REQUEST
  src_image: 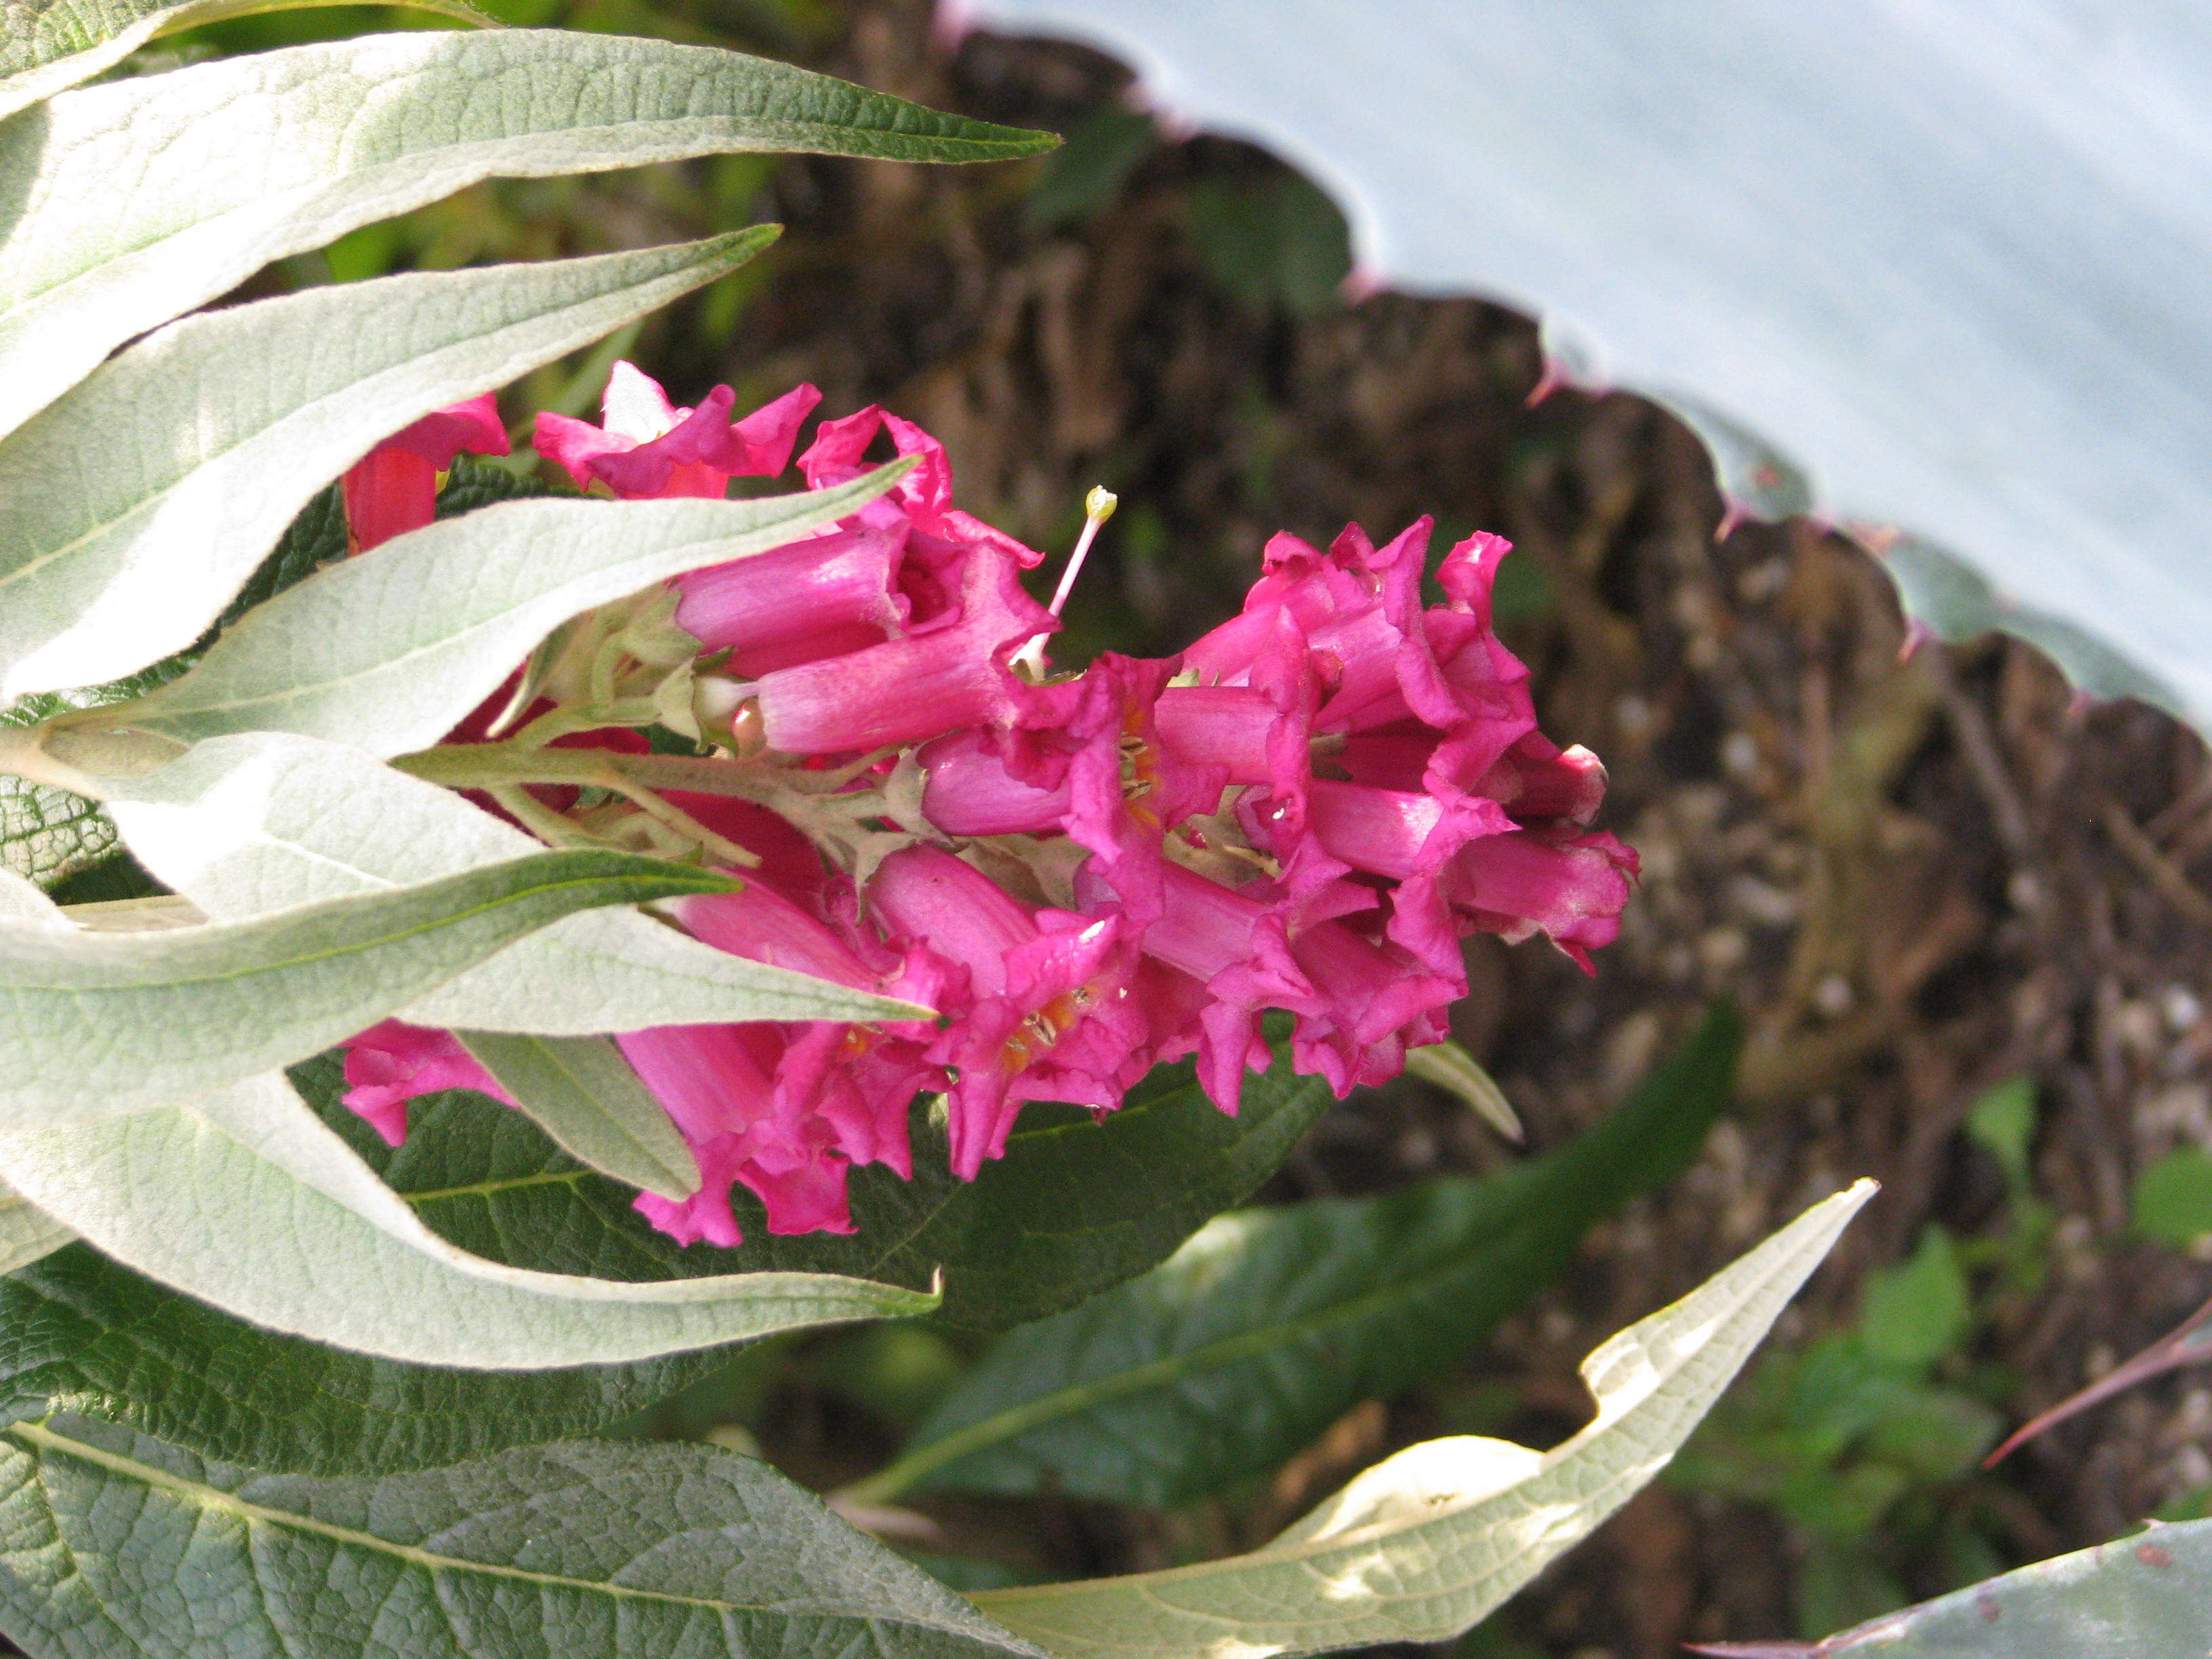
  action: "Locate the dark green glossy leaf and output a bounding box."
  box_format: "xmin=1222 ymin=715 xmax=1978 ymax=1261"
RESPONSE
xmin=338 ymin=1044 xmax=1335 ymax=1332
xmin=0 ymin=1244 xmax=730 ymax=1473
xmin=0 ymin=1047 xmax=1326 ymax=1475
xmin=0 ymin=1414 xmax=1043 ymax=1659
xmin=872 ymin=1007 xmax=1740 ymax=1508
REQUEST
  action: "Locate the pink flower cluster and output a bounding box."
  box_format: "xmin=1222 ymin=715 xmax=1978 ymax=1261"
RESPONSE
xmin=338 ymin=369 xmax=1636 ymax=1248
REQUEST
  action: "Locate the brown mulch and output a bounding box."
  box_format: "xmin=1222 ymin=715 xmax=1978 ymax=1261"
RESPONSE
xmin=459 ymin=1 xmax=2212 ymax=1649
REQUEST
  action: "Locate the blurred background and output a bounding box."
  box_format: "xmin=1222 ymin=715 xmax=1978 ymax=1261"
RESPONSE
xmin=118 ymin=0 xmax=2212 ymax=1651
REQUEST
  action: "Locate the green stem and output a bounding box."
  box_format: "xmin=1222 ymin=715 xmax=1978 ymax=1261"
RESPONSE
xmin=394 ymin=743 xmax=774 ymax=801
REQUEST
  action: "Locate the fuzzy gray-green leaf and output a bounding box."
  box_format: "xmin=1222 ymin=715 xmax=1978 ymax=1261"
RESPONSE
xmin=0 ymin=0 xmax=492 ymax=120
xmin=457 ymin=1030 xmax=699 ymax=1202
xmin=115 ymin=460 xmax=906 ymax=758
xmin=0 ymin=845 xmax=731 ymax=1124
xmin=0 ymin=1070 xmax=937 ymax=1368
xmin=0 ymin=30 xmax=1055 ymax=436
xmin=972 ymin=1183 xmax=1875 ymax=1659
xmin=0 ymin=228 xmax=772 ymax=701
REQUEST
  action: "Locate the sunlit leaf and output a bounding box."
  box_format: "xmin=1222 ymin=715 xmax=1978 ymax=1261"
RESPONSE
xmin=0 ymin=227 xmax=773 ymax=699
xmin=970 ymin=1182 xmax=1875 ymax=1659
xmin=0 ymin=29 xmax=1056 ymax=436
xmin=0 ymin=845 xmax=731 ymax=1123
xmin=0 ymin=0 xmax=491 ymax=121
xmin=0 ymin=1069 xmax=936 ymax=1368
xmin=0 ymin=1178 xmax=69 ymax=1275
xmin=104 ymin=460 xmax=905 ymax=758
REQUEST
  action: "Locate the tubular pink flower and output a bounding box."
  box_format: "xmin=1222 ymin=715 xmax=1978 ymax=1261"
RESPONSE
xmin=1130 ymin=861 xmax=1324 ymax=1110
xmin=750 ymin=541 xmax=1057 ymax=754
xmin=615 ymin=1021 xmax=856 ymax=1242
xmin=340 ymin=394 xmax=509 ymax=553
xmin=1300 ymin=779 xmax=1515 ymax=883
xmin=536 ymin=363 xmax=820 ymax=499
xmin=921 ymin=653 xmax=1226 ymax=924
xmin=867 ymin=846 xmax=1145 ymax=1177
xmin=672 ymin=522 xmax=909 ymax=678
xmin=1437 ymin=827 xmax=1641 ymax=972
xmin=339 ymin=1019 xmax=514 ymax=1147
xmin=799 ymin=406 xmax=1044 ymax=572
xmin=612 ymin=875 xmax=947 ymax=1243
xmin=1282 ymin=916 xmax=1458 ymax=1096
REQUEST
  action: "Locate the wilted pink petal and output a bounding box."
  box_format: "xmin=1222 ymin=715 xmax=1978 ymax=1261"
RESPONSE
xmin=537 ymin=363 xmax=821 ymax=499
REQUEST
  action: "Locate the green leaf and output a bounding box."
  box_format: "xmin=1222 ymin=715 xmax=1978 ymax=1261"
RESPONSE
xmin=367 ymin=1044 xmax=1336 ymax=1333
xmin=0 ymin=479 xmax=337 ymax=891
xmin=1403 ymin=1037 xmax=1522 ymax=1140
xmin=0 ymin=1415 xmax=1045 ymax=1659
xmin=1964 ymin=1076 xmax=2038 ymax=1196
xmin=456 ymin=1031 xmax=699 ymax=1202
xmin=0 ymin=31 xmax=1057 ymax=440
xmin=0 ymin=1046 xmax=1325 ymax=1476
xmin=108 ymin=460 xmax=907 ymax=757
xmin=969 ymin=1181 xmax=1877 ymax=1659
xmin=1858 ymin=1226 xmax=1970 ymax=1370
xmin=0 ymin=0 xmax=493 ymax=121
xmin=859 ymin=1008 xmax=1738 ymax=1507
xmin=0 ymin=1240 xmax=735 ymax=1473
xmin=0 ymin=844 xmax=733 ymax=1123
xmin=2132 ymin=1147 xmax=2212 ymax=1247
xmin=1687 ymin=1518 xmax=2212 ymax=1656
xmin=0 ymin=228 xmax=774 ymax=701
xmin=0 ymin=651 xmax=218 ymax=888
xmin=100 ymin=731 xmax=923 ymax=1033
xmin=0 ymin=1070 xmax=936 ymax=1368
xmin=0 ymin=1179 xmax=68 ymax=1275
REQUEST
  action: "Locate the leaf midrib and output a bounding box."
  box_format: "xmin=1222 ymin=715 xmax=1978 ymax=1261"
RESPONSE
xmin=141 ymin=447 xmax=912 ymax=729
xmin=5 ymin=1416 xmax=895 ymax=1620
xmin=7 ymin=865 xmax=708 ymax=996
xmin=0 ymin=234 xmax=758 ymax=601
xmin=881 ymin=1197 xmax=1559 ymax=1496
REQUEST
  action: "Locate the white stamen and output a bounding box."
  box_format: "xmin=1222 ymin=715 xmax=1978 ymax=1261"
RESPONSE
xmin=1012 ymin=487 xmax=1118 ymax=678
